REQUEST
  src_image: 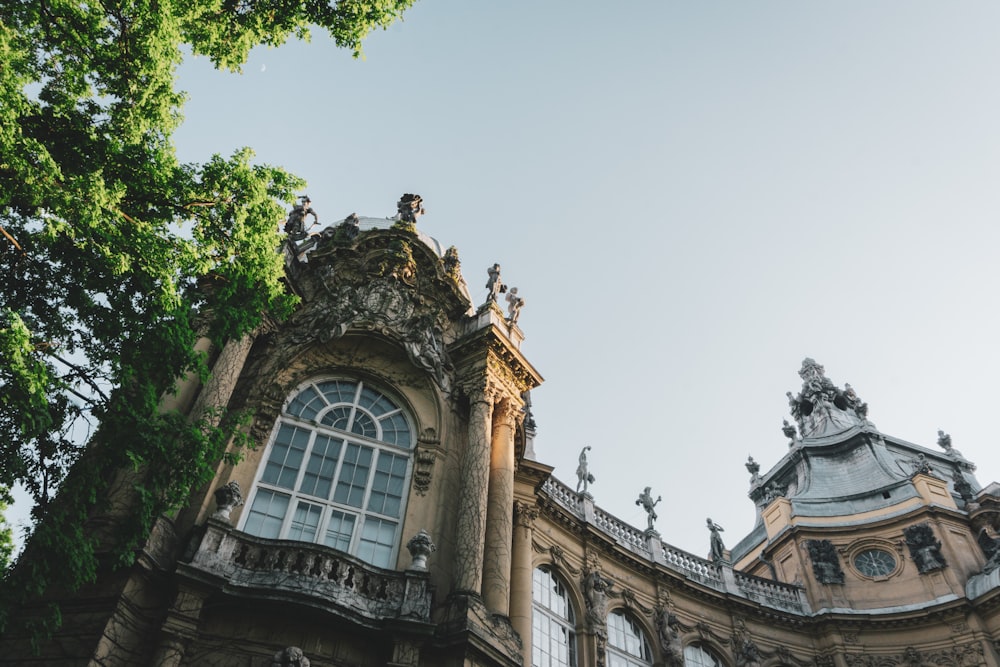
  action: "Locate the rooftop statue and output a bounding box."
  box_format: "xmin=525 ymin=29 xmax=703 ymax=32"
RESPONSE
xmin=283 ymin=195 xmax=319 ymax=262
xmin=636 ymin=487 xmax=661 ymax=531
xmin=576 ymin=446 xmax=595 ymax=494
xmin=485 ymin=263 xmax=506 ymax=304
xmin=707 ymin=517 xmax=726 ymax=563
xmin=937 ymin=429 xmax=964 ymax=459
xmin=505 ymin=287 xmax=524 ymax=325
xmin=394 ymin=193 xmax=425 ymax=225
xmin=782 ymin=419 xmax=797 ymax=446
xmin=787 ymin=358 xmax=870 ymax=439
xmin=745 ymin=456 xmax=761 ymax=485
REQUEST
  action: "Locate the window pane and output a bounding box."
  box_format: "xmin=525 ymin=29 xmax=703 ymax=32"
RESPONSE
xmin=351 ymin=411 xmax=377 ymax=439
xmin=367 ymin=452 xmax=407 ymax=517
xmin=319 ymin=405 xmax=352 ymax=430
xmin=262 ymin=424 xmax=309 ymax=489
xmin=608 ymin=611 xmax=651 ymax=663
xmin=244 ymin=490 xmax=290 ymax=539
xmin=358 ymin=517 xmax=397 ymax=568
xmin=684 ymin=646 xmax=721 ymax=667
xmin=315 ymin=380 xmax=358 ymax=405
xmin=334 ymin=444 xmax=373 ymax=507
xmin=533 ymin=568 xmax=576 ymax=667
xmin=286 ymin=385 xmax=325 ymax=420
xmin=323 ymin=510 xmax=356 ymax=551
xmin=380 ymin=412 xmax=411 ymax=448
xmin=288 ymin=501 xmax=322 ymax=541
xmin=358 ymin=386 xmax=394 ymax=416
xmin=299 ymin=435 xmax=342 ymax=499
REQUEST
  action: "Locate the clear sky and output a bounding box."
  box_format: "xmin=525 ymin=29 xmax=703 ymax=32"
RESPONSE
xmin=164 ymin=1 xmax=1000 ymax=558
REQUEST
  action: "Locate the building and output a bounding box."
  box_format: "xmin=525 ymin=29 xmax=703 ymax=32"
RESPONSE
xmin=10 ymin=197 xmax=1000 ymax=666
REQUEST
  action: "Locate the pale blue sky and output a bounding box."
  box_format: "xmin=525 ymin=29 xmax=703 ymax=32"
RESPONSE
xmin=170 ymin=2 xmax=1000 ymax=556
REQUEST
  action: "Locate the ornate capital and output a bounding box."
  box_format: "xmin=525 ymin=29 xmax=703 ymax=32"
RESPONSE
xmin=514 ymin=501 xmax=539 ymax=528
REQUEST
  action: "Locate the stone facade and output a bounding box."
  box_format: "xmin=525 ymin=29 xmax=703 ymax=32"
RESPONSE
xmin=9 ymin=209 xmax=1000 ymax=666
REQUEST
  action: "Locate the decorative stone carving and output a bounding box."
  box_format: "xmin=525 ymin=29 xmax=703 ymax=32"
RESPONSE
xmin=636 ymin=487 xmax=662 ymax=531
xmin=505 ymin=287 xmax=524 ymax=325
xmin=903 ymin=524 xmax=946 ymax=573
xmin=582 ymin=570 xmax=614 ymax=637
xmin=284 ymin=196 xmax=320 ymax=263
xmin=403 ymin=317 xmax=453 ymax=392
xmin=782 ymin=419 xmax=798 ymax=446
xmin=787 ymin=359 xmax=870 ymax=438
xmin=655 ymin=608 xmax=685 ymax=667
xmin=406 ymin=529 xmax=436 ymax=571
xmin=746 ymin=456 xmax=761 ymax=485
xmin=442 ymin=245 xmax=461 ymax=279
xmin=953 ymin=464 xmax=975 ymax=504
xmin=211 ymin=481 xmax=243 ymax=522
xmin=910 ymin=454 xmax=934 ymax=476
xmin=707 ymin=517 xmax=726 ymax=563
xmin=382 ymin=239 xmax=417 ymax=285
xmin=521 ymin=390 xmax=537 ymax=430
xmin=272 ymin=646 xmax=310 ymax=667
xmin=620 ymin=588 xmax=652 ymax=614
xmin=733 ymin=620 xmax=762 ymax=667
xmin=337 ymin=212 xmax=361 ymax=241
xmin=759 ymin=481 xmax=787 ymax=505
xmin=532 ymin=542 xmax=581 ymax=575
xmin=806 ymin=539 xmax=845 ymax=584
xmin=576 ymin=446 xmax=595 ymax=494
xmin=394 ymin=193 xmax=425 ymax=226
xmin=412 ymin=448 xmax=436 ymax=496
xmin=485 ymin=263 xmax=506 ymax=303
xmin=514 ymin=500 xmax=539 ymax=528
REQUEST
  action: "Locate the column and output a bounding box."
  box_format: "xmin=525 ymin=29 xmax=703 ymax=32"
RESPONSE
xmin=188 ymin=333 xmax=256 ymax=426
xmin=483 ymin=399 xmax=518 ymax=614
xmin=511 ymin=500 xmax=539 ymax=667
xmin=453 ymin=389 xmax=495 ymax=594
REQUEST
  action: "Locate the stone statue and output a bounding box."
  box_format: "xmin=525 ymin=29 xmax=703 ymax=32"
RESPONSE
xmin=655 ymin=609 xmax=684 ymax=666
xmin=284 ymin=195 xmax=319 ymax=263
xmin=583 ymin=570 xmax=614 ymax=636
xmin=395 ymin=193 xmax=425 ymax=225
xmin=904 ymin=524 xmax=946 ymax=573
xmin=485 ymin=263 xmax=506 ymax=303
xmin=635 ymin=487 xmax=661 ymax=531
xmin=576 ymin=446 xmax=595 ymax=494
xmin=789 ymin=359 xmax=869 ymax=438
xmin=912 ymin=454 xmax=933 ymax=476
xmin=734 ymin=625 xmax=762 ymax=667
xmin=937 ymin=429 xmax=963 ymax=459
xmin=706 ymin=518 xmax=726 ymax=563
xmin=339 ymin=212 xmax=361 ymax=240
xmin=442 ymin=246 xmax=461 ymax=278
xmin=505 ymin=287 xmax=524 ymax=324
xmin=745 ymin=456 xmax=760 ymax=484
xmin=782 ymin=419 xmax=797 ymax=445
xmin=806 ymin=539 xmax=845 ymax=584
xmin=272 ymin=647 xmax=310 ymax=667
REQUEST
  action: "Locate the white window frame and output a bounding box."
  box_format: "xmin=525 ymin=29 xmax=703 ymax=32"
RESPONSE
xmin=607 ymin=609 xmax=653 ymax=667
xmin=532 ymin=566 xmax=577 ymax=667
xmin=240 ymin=378 xmax=414 ymax=569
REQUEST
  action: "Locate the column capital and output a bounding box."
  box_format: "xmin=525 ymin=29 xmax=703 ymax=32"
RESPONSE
xmin=514 ymin=500 xmax=539 ymax=528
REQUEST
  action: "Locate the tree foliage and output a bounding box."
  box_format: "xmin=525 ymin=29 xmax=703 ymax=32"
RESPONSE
xmin=0 ymin=0 xmax=414 ymax=634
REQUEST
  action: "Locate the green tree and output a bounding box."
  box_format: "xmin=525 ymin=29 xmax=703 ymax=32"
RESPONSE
xmin=0 ymin=0 xmax=414 ymax=635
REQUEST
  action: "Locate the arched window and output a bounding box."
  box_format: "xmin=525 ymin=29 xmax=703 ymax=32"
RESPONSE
xmin=533 ymin=567 xmax=577 ymax=667
xmin=607 ymin=610 xmax=652 ymax=667
xmin=684 ymin=644 xmax=723 ymax=667
xmin=241 ymin=378 xmax=413 ymax=568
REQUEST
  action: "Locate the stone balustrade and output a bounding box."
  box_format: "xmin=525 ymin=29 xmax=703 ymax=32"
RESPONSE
xmin=179 ymin=520 xmax=432 ymax=626
xmin=540 ymin=476 xmax=810 ymax=614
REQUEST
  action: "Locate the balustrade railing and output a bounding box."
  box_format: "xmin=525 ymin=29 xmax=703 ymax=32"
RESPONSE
xmin=539 ymin=476 xmax=809 ymax=614
xmin=181 ymin=520 xmax=432 ymax=624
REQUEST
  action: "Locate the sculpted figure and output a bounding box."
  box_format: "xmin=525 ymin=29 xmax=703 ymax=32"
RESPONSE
xmin=576 ymin=446 xmax=595 ymax=494
xmin=583 ymin=570 xmax=613 ymax=635
xmin=745 ymin=456 xmax=760 ymax=484
xmin=655 ymin=609 xmax=684 ymax=666
xmin=707 ymin=517 xmax=726 ymax=562
xmin=272 ymin=647 xmax=310 ymax=667
xmin=485 ymin=263 xmax=506 ymax=303
xmin=284 ymin=195 xmax=319 ymax=262
xmin=635 ymin=487 xmax=661 ymax=531
xmin=505 ymin=287 xmax=524 ymax=324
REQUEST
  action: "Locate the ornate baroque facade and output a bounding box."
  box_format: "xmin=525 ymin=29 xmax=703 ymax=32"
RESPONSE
xmin=9 ymin=200 xmax=1000 ymax=666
